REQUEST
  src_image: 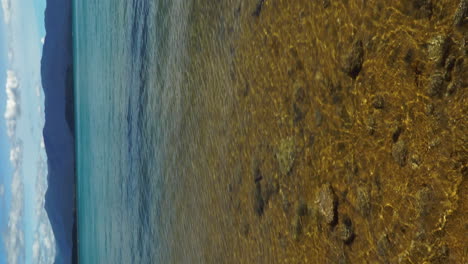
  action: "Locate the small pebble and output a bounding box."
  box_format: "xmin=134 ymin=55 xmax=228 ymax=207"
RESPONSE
xmin=425 ymin=103 xmax=435 ymax=116
xmin=372 ymin=95 xmax=385 ymax=109
xmin=410 ymin=154 xmax=421 ymax=169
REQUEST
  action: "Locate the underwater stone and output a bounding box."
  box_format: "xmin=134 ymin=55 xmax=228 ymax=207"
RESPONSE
xmin=296 ymin=200 xmax=308 ymax=217
xmin=253 ymin=182 xmax=265 ymax=216
xmin=252 ymin=0 xmax=265 ymax=17
xmin=317 ymin=183 xmax=337 ymax=225
xmin=446 ymin=80 xmax=460 ymax=96
xmin=425 ymin=103 xmax=435 ymax=116
xmin=377 ymin=234 xmax=392 ymax=257
xmin=337 ymin=216 xmax=355 ymax=244
xmin=357 ymin=186 xmax=371 ymax=217
xmin=263 ymin=178 xmax=278 ymax=205
xmin=293 ymin=80 xmax=309 ymax=123
xmin=416 ymin=186 xmax=433 ymax=217
xmin=292 ymin=215 xmax=302 ymax=240
xmin=343 ymin=40 xmax=364 ymax=79
xmin=415 ymin=0 xmax=433 ymax=18
xmin=366 ymin=115 xmax=376 ymax=135
xmin=276 ymin=137 xmax=296 ymax=176
xmin=372 ymin=95 xmax=385 ymax=109
xmin=391 ymin=125 xmax=403 ymax=142
xmin=427 ymin=72 xmax=445 ymax=97
xmin=410 ymin=154 xmax=422 ymax=169
xmin=445 ymin=55 xmax=456 ymax=72
xmin=454 ymin=0 xmax=467 ymax=27
xmin=252 ymin=157 xmax=263 ymax=183
xmin=392 ymin=139 xmax=408 ymax=167
xmin=427 ymin=36 xmax=449 ymax=66
xmin=241 ymin=222 xmax=250 ymax=237
xmin=315 ymin=109 xmax=323 ymax=127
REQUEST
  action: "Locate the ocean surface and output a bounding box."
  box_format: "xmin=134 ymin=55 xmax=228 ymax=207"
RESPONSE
xmin=74 ymin=0 xmax=202 ymax=262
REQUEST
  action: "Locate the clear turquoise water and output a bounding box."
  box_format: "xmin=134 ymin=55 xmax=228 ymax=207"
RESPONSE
xmin=73 ymin=0 xmax=196 ymax=262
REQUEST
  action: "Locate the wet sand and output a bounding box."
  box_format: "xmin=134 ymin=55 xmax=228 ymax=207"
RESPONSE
xmin=165 ymin=0 xmax=467 ymax=263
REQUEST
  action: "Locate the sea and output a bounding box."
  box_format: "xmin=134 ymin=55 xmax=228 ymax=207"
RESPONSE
xmin=74 ymin=0 xmax=199 ymax=263
xmin=73 ymin=0 xmax=247 ymax=262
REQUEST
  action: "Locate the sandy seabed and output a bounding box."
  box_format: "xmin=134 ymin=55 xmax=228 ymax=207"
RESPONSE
xmin=162 ymin=0 xmax=467 ymax=263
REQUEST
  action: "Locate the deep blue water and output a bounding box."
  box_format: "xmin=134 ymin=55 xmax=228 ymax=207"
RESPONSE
xmin=74 ymin=0 xmax=193 ymax=262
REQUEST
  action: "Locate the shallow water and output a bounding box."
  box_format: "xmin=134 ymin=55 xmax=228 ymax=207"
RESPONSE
xmin=74 ymin=0 xmax=467 ymax=263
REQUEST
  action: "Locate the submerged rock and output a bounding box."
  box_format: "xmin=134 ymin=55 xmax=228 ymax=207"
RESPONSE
xmin=357 ymin=186 xmax=371 ymax=217
xmin=276 ymin=137 xmax=296 ymax=175
xmin=445 ymin=55 xmax=456 ymax=73
xmin=296 ymin=200 xmax=308 ymax=217
xmin=291 ymin=200 xmax=308 ymax=240
xmin=343 ymin=40 xmax=364 ymax=79
xmin=425 ymin=103 xmax=435 ymax=116
xmin=427 ymin=72 xmax=445 ymax=97
xmin=427 ymin=36 xmax=449 ymax=66
xmin=316 ymin=183 xmax=337 ymax=225
xmin=293 ymin=80 xmax=309 ymax=123
xmin=410 ymin=154 xmax=422 ymax=169
xmin=252 ymin=0 xmax=265 ymax=17
xmin=454 ymin=0 xmax=467 ymax=27
xmin=263 ymin=178 xmax=279 ymax=205
xmin=392 ymin=140 xmax=408 ymax=167
xmin=404 ymin=0 xmax=433 ymax=19
xmin=281 ymin=191 xmax=291 ymax=213
xmin=253 ymin=182 xmax=265 ymax=216
xmin=252 ymin=157 xmax=263 ymax=183
xmin=446 ymin=79 xmax=460 ymax=96
xmin=416 ymin=186 xmax=433 ymax=217
xmin=337 ymin=216 xmax=355 ymax=244
xmin=391 ymin=125 xmax=403 ymax=142
xmin=372 ymin=95 xmax=385 ymax=109
xmin=366 ymin=115 xmax=376 ymax=135
xmin=315 ymin=109 xmax=323 ymax=127
xmin=377 ymin=234 xmax=392 ymax=257
xmin=292 ymin=215 xmax=302 ymax=240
